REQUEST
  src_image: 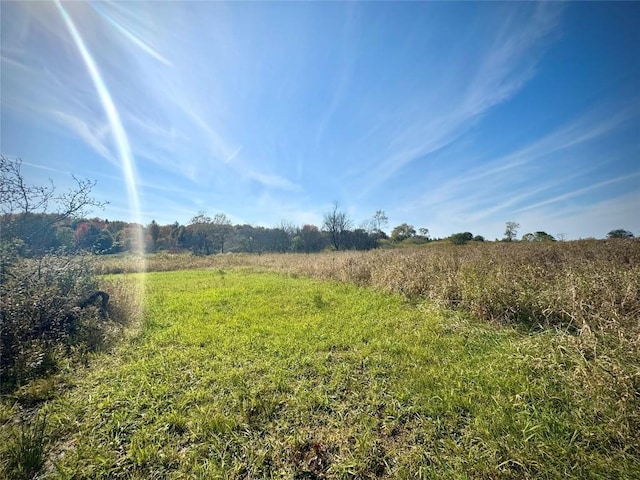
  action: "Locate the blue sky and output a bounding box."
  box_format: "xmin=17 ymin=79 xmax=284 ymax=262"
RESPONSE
xmin=2 ymin=1 xmax=639 ymax=240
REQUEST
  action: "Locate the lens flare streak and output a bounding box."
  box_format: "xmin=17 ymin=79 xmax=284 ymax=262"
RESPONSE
xmin=55 ymin=1 xmax=146 ymax=262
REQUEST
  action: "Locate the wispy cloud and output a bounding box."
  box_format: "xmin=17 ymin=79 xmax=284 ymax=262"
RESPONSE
xmin=516 ymin=191 xmax=640 ymax=239
xmin=243 ymin=169 xmax=303 ymax=192
xmin=408 ymin=98 xmax=639 ymax=211
xmin=392 ymin=96 xmax=639 ymax=239
xmin=460 ymin=3 xmax=562 ymax=117
xmin=314 ymin=5 xmax=358 ymax=147
xmin=517 ymin=173 xmax=640 ymax=213
xmin=21 ymin=160 xmax=71 ymax=175
xmin=89 ymin=2 xmax=172 ymax=66
xmin=51 ymin=110 xmax=115 ymax=163
xmin=348 ymin=2 xmax=564 ymax=194
xmin=0 ymin=49 xmax=36 ymax=73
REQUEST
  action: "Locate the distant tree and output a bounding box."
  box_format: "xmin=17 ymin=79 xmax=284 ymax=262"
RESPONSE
xmin=270 ymin=226 xmax=292 ymax=253
xmin=343 ymin=228 xmax=378 ymax=250
xmin=243 ymin=225 xmax=290 ymax=253
xmin=536 ymin=231 xmax=555 ymax=242
xmin=211 ymin=212 xmax=232 ymax=253
xmin=418 ymin=227 xmax=430 ymax=239
xmin=607 ymin=229 xmax=634 ymax=239
xmin=148 ymin=220 xmax=160 ymax=252
xmin=322 ymin=202 xmax=352 ymax=250
xmin=189 ymin=211 xmax=213 ymax=255
xmin=291 ymin=235 xmax=305 ymax=253
xmin=231 ymin=224 xmax=255 ymax=253
xmin=299 ymin=224 xmax=324 ymax=253
xmin=170 ymin=223 xmax=188 ymax=250
xmin=156 ymin=223 xmax=175 ymax=250
xmin=472 ymin=235 xmax=485 ymax=242
xmin=121 ymin=224 xmax=144 ymax=253
xmin=55 ymin=226 xmax=75 ymax=250
xmin=390 ymin=223 xmax=416 ymax=242
xmin=74 ymin=221 xmax=101 ymax=251
xmin=522 ymin=231 xmax=555 ymax=242
xmin=503 ymin=221 xmax=520 ymax=242
xmin=556 ymin=233 xmax=567 ymax=242
xmin=93 ymin=229 xmax=114 ymax=253
xmin=450 ymin=232 xmax=473 ymax=245
xmin=371 ymin=210 xmax=389 ymax=234
xmin=191 ymin=211 xmax=211 ymax=225
xmin=279 ymin=220 xmax=298 ymax=238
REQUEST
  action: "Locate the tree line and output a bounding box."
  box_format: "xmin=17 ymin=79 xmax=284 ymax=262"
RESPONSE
xmin=3 ymin=200 xmax=635 ymax=259
xmin=1 ymin=210 xmax=383 ymax=256
xmin=1 ymin=157 xmax=635 ymax=259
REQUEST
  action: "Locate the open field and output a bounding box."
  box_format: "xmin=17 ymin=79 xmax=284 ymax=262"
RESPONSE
xmin=2 ymin=240 xmax=639 ymax=478
xmin=2 ymin=265 xmax=639 ymax=478
xmin=98 ymin=240 xmax=640 ymax=336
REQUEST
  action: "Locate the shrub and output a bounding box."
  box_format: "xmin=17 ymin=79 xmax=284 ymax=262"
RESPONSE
xmin=0 ymin=250 xmax=114 ymax=392
xmin=1 ymin=156 xmax=114 ymax=393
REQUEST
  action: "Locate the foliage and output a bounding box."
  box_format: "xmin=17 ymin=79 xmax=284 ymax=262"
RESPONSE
xmin=211 ymin=212 xmax=233 ymax=253
xmin=390 ymin=223 xmax=416 ymax=242
xmin=187 ymin=211 xmax=235 ymax=255
xmin=608 ymin=228 xmax=634 ymax=239
xmin=188 ymin=211 xmax=214 ymax=255
xmin=343 ymin=228 xmax=378 ymax=250
xmin=294 ymin=224 xmax=325 ymax=253
xmin=147 ymin=220 xmax=160 ymax=252
xmin=522 ymin=231 xmax=555 ymax=242
xmin=449 ymin=231 xmax=473 ymax=245
xmin=0 ymin=252 xmax=113 ymax=391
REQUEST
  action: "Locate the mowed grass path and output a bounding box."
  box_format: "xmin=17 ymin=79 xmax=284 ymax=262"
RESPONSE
xmin=40 ymin=270 xmax=635 ymax=478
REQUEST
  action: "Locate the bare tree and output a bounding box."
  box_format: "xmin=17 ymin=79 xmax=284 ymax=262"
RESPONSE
xmin=1 ymin=156 xmax=105 ymax=219
xmin=370 ymin=210 xmax=389 ymax=234
xmin=322 ymin=202 xmax=352 ymax=250
xmin=1 ymin=155 xmax=106 ymax=255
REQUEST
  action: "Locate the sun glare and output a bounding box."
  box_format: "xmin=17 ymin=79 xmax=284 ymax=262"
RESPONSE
xmin=55 ymin=2 xmax=146 ymax=260
xmin=55 ymin=0 xmax=146 ymax=319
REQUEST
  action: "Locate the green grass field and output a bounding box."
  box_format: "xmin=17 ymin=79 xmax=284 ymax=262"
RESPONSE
xmin=2 ymin=268 xmax=638 ymax=478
